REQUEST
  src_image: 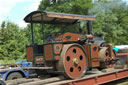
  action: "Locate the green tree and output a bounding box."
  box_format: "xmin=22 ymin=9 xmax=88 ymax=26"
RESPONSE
xmin=25 ymin=24 xmax=43 ymax=44
xmin=28 ymin=0 xmax=93 ymax=44
xmin=26 ymin=0 xmax=128 ymax=45
xmin=90 ymin=0 xmax=128 ymax=45
xmin=0 ymin=21 xmax=28 ymax=60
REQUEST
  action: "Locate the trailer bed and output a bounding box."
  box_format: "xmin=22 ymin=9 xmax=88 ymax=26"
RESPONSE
xmin=47 ymin=67 xmax=128 ymax=85
xmin=4 ymin=67 xmax=128 ymax=85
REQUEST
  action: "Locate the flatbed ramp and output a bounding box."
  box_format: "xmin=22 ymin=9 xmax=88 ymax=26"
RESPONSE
xmin=47 ymin=68 xmax=128 ymax=85
xmin=4 ymin=68 xmax=128 ymax=85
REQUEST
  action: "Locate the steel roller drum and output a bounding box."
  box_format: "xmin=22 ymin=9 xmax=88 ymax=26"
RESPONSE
xmin=56 ymin=44 xmax=88 ymax=79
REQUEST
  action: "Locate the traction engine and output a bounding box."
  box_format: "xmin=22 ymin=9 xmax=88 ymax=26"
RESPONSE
xmin=24 ymin=11 xmax=116 ymax=79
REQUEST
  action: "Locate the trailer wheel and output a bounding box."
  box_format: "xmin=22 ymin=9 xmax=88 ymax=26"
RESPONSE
xmin=6 ymin=72 xmax=23 ymax=80
xmin=0 ymin=80 xmax=6 ymax=85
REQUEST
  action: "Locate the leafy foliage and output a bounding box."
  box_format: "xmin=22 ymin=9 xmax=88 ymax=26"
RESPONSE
xmin=35 ymin=0 xmax=93 ymax=43
xmin=90 ymin=0 xmax=128 ymax=45
xmin=37 ymin=0 xmax=128 ymax=45
xmin=0 ymin=21 xmax=28 ymax=60
xmin=0 ymin=0 xmax=128 ymax=63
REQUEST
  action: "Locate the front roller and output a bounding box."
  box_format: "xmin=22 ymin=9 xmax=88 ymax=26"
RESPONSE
xmin=56 ymin=44 xmax=88 ymax=79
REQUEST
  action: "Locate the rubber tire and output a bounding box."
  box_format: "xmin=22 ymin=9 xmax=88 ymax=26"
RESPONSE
xmin=6 ymin=72 xmax=23 ymax=80
xmin=0 ymin=80 xmax=6 ymax=85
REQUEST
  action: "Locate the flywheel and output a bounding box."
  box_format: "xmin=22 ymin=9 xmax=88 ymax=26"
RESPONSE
xmin=98 ymin=47 xmax=116 ymax=69
xmin=56 ymin=44 xmax=88 ymax=79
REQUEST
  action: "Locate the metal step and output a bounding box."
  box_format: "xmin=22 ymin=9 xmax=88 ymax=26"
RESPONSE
xmin=22 ymin=67 xmax=53 ymax=70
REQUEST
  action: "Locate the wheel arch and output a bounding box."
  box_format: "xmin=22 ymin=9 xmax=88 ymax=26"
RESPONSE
xmin=5 ymin=70 xmax=25 ymax=80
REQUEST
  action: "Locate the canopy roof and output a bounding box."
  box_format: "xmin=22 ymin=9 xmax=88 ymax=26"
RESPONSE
xmin=24 ymin=11 xmax=96 ymax=24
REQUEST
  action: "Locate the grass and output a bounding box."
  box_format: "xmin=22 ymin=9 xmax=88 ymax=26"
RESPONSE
xmin=0 ymin=57 xmax=25 ymax=64
xmin=117 ymin=82 xmax=128 ymax=85
xmin=0 ymin=59 xmax=16 ymax=64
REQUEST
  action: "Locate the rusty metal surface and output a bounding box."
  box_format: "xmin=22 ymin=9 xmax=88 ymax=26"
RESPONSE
xmin=56 ymin=32 xmax=90 ymax=42
xmin=54 ymin=44 xmax=63 ymax=55
xmin=98 ymin=47 xmax=116 ymax=68
xmin=83 ymin=45 xmax=91 ymax=67
xmin=56 ymin=44 xmax=88 ymax=79
xmin=4 ymin=68 xmax=128 ymax=85
xmin=90 ymin=45 xmax=99 ymax=67
xmin=118 ymin=48 xmax=128 ymax=53
xmin=116 ymin=53 xmax=128 ymax=66
xmin=44 ymin=44 xmax=53 ymax=60
xmin=26 ymin=47 xmax=33 ymax=62
xmin=116 ymin=53 xmax=128 ymax=56
xmin=19 ymin=76 xmax=64 ymax=85
xmin=47 ymin=68 xmax=128 ymax=85
xmin=62 ymin=32 xmax=81 ymax=42
xmin=83 ymin=45 xmax=99 ymax=68
xmin=24 ymin=11 xmax=96 ymax=24
xmin=6 ymin=78 xmax=40 ymax=85
xmin=98 ymin=47 xmax=109 ymax=62
xmin=99 ymin=44 xmax=116 ymax=68
xmin=5 ymin=77 xmax=64 ymax=85
xmin=6 ymin=76 xmax=64 ymax=85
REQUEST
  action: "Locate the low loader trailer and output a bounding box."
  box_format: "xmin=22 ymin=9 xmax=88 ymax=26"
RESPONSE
xmin=0 ymin=62 xmax=38 ymax=81
xmin=2 ymin=67 xmax=128 ymax=85
xmin=1 ymin=11 xmax=128 ymax=85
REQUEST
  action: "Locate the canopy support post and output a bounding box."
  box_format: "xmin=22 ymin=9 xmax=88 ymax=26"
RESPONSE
xmin=41 ymin=13 xmax=44 ymax=43
xmin=31 ymin=15 xmax=34 ymax=44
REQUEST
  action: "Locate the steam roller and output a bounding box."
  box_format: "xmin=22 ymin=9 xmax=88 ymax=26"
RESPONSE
xmin=26 ymin=32 xmax=117 ymax=79
xmin=57 ymin=44 xmax=88 ymax=79
xmin=24 ymin=11 xmax=117 ymax=79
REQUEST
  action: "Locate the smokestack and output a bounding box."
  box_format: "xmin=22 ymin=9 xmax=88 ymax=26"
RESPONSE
xmin=87 ymin=21 xmax=92 ymax=34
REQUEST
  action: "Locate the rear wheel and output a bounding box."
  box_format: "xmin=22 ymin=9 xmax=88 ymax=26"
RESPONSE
xmin=57 ymin=44 xmax=88 ymax=79
xmin=6 ymin=72 xmax=23 ymax=80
